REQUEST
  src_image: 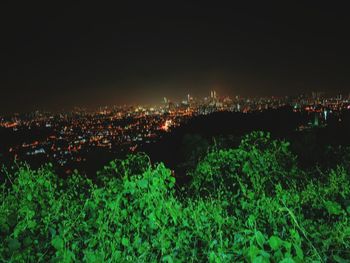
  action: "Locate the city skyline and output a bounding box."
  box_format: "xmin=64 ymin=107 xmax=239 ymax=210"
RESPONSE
xmin=2 ymin=90 xmax=349 ymax=176
xmin=1 ymin=89 xmax=349 ymax=116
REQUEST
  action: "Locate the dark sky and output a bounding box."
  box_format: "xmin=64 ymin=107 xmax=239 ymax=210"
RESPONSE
xmin=2 ymin=2 xmax=350 ymax=113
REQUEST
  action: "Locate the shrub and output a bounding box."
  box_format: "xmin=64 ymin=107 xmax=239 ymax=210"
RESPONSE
xmin=0 ymin=132 xmax=349 ymax=262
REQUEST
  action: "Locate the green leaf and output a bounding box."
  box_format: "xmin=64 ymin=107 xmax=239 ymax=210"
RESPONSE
xmin=255 ymin=231 xmax=265 ymax=248
xmin=268 ymin=236 xmax=282 ymax=250
xmin=51 ymin=236 xmax=64 ymax=251
xmin=248 ymin=245 xmax=260 ymax=260
xmin=334 ymin=255 xmax=349 ymax=263
xmin=293 ymin=244 xmax=304 ymax=260
xmin=324 ymin=200 xmax=342 ymax=215
xmin=280 ymin=258 xmax=295 ymax=263
xmin=162 ymin=255 xmax=174 ymax=263
xmin=169 ymin=176 xmax=176 ymax=188
xmin=122 ymin=237 xmax=129 ymax=247
xmin=283 ymin=241 xmax=292 ymax=251
xmin=137 ymin=179 xmax=148 ymax=189
xmin=253 ymin=256 xmax=266 ymax=263
xmin=49 ymin=227 xmax=57 ymax=237
xmin=346 ymin=206 xmax=350 ymax=214
xmin=209 ymin=251 xmax=216 ymax=262
xmin=242 ymin=162 xmax=251 ymax=174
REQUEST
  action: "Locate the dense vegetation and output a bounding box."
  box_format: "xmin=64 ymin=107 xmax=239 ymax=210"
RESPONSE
xmin=1 ymin=132 xmax=350 ymax=262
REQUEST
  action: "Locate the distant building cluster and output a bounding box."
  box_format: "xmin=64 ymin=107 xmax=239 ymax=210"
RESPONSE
xmin=1 ymin=91 xmax=349 ymax=173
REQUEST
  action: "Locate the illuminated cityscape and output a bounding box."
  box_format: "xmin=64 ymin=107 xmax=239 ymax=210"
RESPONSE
xmin=1 ymin=91 xmax=349 ymax=174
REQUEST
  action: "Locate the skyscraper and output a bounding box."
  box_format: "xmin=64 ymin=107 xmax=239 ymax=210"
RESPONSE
xmin=210 ymin=90 xmax=217 ymax=100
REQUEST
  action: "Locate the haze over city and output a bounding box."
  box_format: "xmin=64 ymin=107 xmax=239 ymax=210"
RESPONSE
xmin=3 ymin=2 xmax=350 ymax=114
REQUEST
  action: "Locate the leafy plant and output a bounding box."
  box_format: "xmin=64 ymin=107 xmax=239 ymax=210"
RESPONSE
xmin=1 ymin=132 xmax=349 ymax=262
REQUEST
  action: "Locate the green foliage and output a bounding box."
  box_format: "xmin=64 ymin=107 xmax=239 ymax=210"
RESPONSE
xmin=1 ymin=132 xmax=350 ymax=262
xmin=189 ymin=131 xmax=300 ymax=197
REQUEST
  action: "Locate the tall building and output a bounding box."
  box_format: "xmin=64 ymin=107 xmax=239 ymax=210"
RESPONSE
xmin=312 ymin=91 xmax=324 ymax=101
xmin=210 ymin=90 xmax=217 ymax=100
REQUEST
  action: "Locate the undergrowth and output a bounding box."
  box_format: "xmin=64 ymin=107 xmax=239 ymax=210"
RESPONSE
xmin=1 ymin=132 xmax=350 ymax=262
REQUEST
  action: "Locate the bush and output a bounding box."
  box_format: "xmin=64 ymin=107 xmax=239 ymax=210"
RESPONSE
xmin=189 ymin=131 xmax=300 ymax=197
xmin=1 ymin=132 xmax=350 ymax=262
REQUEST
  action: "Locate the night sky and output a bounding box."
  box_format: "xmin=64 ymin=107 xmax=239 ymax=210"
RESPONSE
xmin=2 ymin=2 xmax=350 ymax=113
